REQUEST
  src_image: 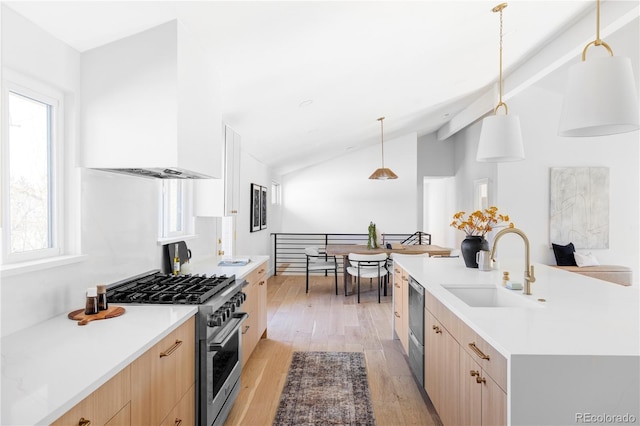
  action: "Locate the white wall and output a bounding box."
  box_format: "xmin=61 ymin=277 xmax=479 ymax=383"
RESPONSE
xmin=0 ymin=7 xmax=232 ymax=336
xmin=280 ymin=132 xmax=419 ymax=235
xmin=235 ymin=149 xmax=277 ymax=272
xmin=447 ymin=18 xmax=639 ymax=284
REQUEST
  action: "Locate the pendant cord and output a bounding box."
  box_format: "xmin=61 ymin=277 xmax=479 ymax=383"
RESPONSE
xmin=499 ymin=6 xmax=504 ymax=105
xmin=378 ymin=117 xmax=385 ymax=168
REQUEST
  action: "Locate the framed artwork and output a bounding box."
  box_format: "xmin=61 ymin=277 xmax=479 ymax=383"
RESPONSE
xmin=250 ymin=183 xmax=261 ymax=232
xmin=549 ymin=167 xmax=609 ymax=249
xmin=260 ymin=185 xmax=267 ymax=230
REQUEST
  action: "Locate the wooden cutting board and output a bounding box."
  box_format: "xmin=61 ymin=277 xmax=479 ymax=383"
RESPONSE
xmin=68 ymin=306 xmax=126 ymax=326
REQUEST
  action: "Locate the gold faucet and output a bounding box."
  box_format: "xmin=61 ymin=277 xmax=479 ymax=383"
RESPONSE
xmin=490 ymin=227 xmax=536 ymax=295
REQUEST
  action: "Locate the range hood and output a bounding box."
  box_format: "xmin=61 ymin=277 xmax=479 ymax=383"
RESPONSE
xmin=93 ymin=167 xmax=212 ymax=179
xmin=81 ymin=20 xmax=222 ymax=179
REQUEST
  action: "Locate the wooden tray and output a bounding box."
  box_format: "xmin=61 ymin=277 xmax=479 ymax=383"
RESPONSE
xmin=68 ymin=306 xmax=126 ymax=326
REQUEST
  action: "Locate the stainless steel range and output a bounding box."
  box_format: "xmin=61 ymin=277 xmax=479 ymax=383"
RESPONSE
xmin=107 ymin=271 xmax=248 ymax=426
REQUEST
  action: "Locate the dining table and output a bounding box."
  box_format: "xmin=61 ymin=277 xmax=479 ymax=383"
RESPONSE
xmin=325 ymin=244 xmax=453 ymax=296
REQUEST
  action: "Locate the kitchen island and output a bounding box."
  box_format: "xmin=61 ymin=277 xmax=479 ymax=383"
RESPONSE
xmin=393 ymin=255 xmax=639 ymax=425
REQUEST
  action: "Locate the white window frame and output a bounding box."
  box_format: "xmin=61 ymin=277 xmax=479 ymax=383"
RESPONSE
xmin=1 ymin=75 xmax=64 ymax=265
xmin=271 ymin=181 xmax=281 ymax=205
xmin=159 ymin=179 xmax=194 ymax=241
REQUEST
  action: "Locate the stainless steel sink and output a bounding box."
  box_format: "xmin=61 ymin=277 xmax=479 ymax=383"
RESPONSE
xmin=442 ymin=284 xmax=543 ymax=308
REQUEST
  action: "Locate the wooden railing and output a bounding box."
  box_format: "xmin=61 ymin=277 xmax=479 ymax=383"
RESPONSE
xmin=270 ymin=232 xmax=431 ymax=275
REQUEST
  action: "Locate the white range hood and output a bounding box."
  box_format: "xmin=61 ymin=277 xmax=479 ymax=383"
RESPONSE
xmin=81 ymin=20 xmax=222 ymax=179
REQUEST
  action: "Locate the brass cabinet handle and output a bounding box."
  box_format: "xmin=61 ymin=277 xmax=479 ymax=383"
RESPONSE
xmin=394 ymin=311 xmax=400 ymax=318
xmin=78 ymin=418 xmax=91 ymax=426
xmin=160 ymin=339 xmax=183 ymax=358
xmin=468 ymin=342 xmax=490 ymax=360
xmin=258 ymin=268 xmax=265 ymax=274
xmin=476 ymin=375 xmax=486 ymax=384
xmin=394 ymin=268 xmax=400 ymax=274
xmin=174 ymin=418 xmax=183 ymax=426
xmin=402 ymin=276 xmax=408 ymax=281
xmin=470 ymin=370 xmax=480 ymax=377
xmin=394 ymin=283 xmax=400 ymax=288
xmin=259 ymin=280 xmax=265 ymax=286
xmin=432 ymin=325 xmax=442 ymax=334
xmin=242 ymin=325 xmax=250 ymax=334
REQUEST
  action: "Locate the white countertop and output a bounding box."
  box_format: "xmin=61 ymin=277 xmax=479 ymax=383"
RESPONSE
xmin=0 ymin=255 xmax=270 ymax=425
xmin=184 ymin=255 xmax=269 ymax=280
xmin=1 ymin=304 xmax=197 ymax=425
xmin=393 ymin=256 xmax=640 ymax=357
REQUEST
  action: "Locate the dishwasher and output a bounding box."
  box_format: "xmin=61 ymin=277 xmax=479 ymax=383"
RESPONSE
xmin=408 ymin=276 xmax=425 ymax=387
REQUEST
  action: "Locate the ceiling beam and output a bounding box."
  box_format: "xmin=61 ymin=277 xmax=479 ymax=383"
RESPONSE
xmin=436 ymin=1 xmax=639 ymax=141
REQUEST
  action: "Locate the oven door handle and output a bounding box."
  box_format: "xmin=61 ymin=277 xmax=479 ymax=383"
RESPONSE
xmin=208 ymin=312 xmax=248 ymax=351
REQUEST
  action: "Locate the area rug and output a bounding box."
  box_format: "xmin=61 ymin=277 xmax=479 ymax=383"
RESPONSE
xmin=273 ymin=351 xmax=377 ymax=426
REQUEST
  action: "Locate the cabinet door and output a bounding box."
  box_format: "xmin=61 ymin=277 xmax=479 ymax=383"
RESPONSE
xmin=424 ymin=309 xmax=440 ymax=409
xmin=424 ymin=309 xmax=459 ymax=426
xmin=393 ymin=265 xmax=404 ymax=348
xmin=159 ymin=384 xmax=195 ymax=426
xmin=459 ymin=348 xmax=482 ymax=426
xmin=131 ymin=317 xmax=195 ymax=425
xmin=481 ymin=373 xmax=507 ymax=426
xmin=224 ymin=127 xmax=241 ymax=216
xmin=256 ymin=263 xmax=268 ymax=339
xmin=460 ymin=345 xmax=506 ymax=426
xmin=51 ymin=366 xmax=131 ymax=426
xmin=400 ymin=269 xmax=409 ymax=353
xmin=440 ymin=327 xmax=460 ymax=426
xmin=241 ymin=279 xmax=259 ymax=367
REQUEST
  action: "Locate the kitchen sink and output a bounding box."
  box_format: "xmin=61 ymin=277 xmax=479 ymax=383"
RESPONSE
xmin=442 ymin=284 xmax=543 ymax=308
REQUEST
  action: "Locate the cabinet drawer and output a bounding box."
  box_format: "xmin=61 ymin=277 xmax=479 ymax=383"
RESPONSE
xmin=461 ymin=327 xmax=507 ymax=392
xmin=426 ymin=289 xmax=507 ymax=393
xmin=51 ymin=366 xmax=131 ymax=426
xmin=245 ymin=261 xmax=268 ymax=286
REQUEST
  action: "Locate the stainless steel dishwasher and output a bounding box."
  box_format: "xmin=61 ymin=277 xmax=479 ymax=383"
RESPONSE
xmin=408 ymin=276 xmax=424 ymax=387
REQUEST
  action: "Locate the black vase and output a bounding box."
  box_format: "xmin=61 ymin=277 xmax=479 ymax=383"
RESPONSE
xmin=460 ymin=236 xmax=489 ymax=268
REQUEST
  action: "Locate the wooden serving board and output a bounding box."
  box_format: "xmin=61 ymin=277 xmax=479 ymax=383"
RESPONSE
xmin=68 ymin=306 xmax=126 ymax=326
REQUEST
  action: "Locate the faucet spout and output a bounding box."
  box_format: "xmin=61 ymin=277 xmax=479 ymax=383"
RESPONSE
xmin=490 ymin=227 xmax=536 ymax=295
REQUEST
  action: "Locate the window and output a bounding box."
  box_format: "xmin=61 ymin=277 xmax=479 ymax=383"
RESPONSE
xmin=271 ymin=181 xmax=281 ymax=205
xmin=2 ymin=79 xmax=63 ymax=263
xmin=160 ymin=179 xmax=193 ymax=240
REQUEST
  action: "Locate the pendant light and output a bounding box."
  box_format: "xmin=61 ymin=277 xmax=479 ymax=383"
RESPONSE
xmin=558 ymin=0 xmax=639 ymax=137
xmin=476 ymin=3 xmax=525 ymax=162
xmin=369 ymin=117 xmax=398 ymax=180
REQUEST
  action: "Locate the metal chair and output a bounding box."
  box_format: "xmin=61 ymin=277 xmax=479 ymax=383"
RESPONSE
xmin=346 ymin=253 xmax=389 ymax=303
xmin=304 ymin=247 xmax=338 ymax=295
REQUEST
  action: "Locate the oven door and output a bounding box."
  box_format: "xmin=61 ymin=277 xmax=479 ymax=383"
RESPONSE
xmin=206 ymin=312 xmax=248 ymax=426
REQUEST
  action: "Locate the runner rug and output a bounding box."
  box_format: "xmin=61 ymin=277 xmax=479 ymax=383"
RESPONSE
xmin=273 ymin=351 xmax=377 ymax=426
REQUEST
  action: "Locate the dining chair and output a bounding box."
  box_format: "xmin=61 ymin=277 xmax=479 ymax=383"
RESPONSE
xmin=346 ymin=253 xmax=389 ymax=303
xmin=304 ymin=247 xmax=339 ymax=295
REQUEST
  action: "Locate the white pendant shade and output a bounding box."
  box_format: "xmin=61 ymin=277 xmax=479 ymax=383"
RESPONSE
xmin=477 ymin=114 xmax=525 ymax=162
xmin=559 ymin=56 xmax=639 ymax=137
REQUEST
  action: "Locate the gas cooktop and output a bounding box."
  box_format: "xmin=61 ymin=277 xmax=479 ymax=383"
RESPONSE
xmin=106 ymin=271 xmax=236 ymax=305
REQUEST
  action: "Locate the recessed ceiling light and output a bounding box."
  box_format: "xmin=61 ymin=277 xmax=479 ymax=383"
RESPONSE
xmin=298 ymin=99 xmax=313 ymax=108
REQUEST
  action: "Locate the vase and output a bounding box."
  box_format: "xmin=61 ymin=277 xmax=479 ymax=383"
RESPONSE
xmin=460 ymin=236 xmax=489 ymax=268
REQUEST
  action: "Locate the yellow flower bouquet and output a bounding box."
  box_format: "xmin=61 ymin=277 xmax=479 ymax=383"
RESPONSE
xmin=450 ymin=206 xmax=513 ymax=237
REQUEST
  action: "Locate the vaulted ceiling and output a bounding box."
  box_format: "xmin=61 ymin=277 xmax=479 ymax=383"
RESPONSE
xmin=5 ymin=1 xmax=638 ymax=175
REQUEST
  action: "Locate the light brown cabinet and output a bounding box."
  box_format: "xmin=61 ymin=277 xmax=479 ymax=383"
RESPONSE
xmin=393 ymin=264 xmax=409 ymax=353
xmin=159 ymin=384 xmax=195 ymax=426
xmin=459 ymin=348 xmax=507 ymax=426
xmin=51 ymin=366 xmax=131 ymax=426
xmin=424 ymin=309 xmax=460 ymax=426
xmin=241 ymin=261 xmax=268 ymax=366
xmin=130 ymin=316 xmax=196 ymax=426
xmin=423 ymin=289 xmax=506 ymax=426
xmin=51 ymin=317 xmax=195 ymax=426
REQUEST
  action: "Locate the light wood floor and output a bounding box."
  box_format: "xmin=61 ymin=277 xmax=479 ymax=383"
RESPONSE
xmin=224 ymin=274 xmax=442 ymax=426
